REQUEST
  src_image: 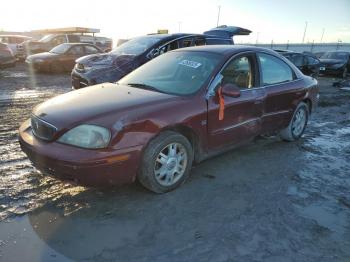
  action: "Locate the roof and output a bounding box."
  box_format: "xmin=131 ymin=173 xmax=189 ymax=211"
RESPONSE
xmin=174 ymin=45 xmax=278 ymax=55
xmin=31 ymin=27 xmax=100 ymax=34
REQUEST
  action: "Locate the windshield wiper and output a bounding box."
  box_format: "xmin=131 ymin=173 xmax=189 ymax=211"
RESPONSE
xmin=126 ymin=83 xmax=163 ymax=93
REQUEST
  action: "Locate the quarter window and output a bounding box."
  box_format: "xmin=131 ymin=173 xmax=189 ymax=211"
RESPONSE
xmin=258 ymin=53 xmax=294 ymax=85
xmin=221 ymin=55 xmax=254 ymax=89
xmin=85 ymin=45 xmax=100 ymax=54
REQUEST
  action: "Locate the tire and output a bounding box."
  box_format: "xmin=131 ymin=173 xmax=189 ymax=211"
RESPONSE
xmin=280 ymin=102 xmax=309 ymax=142
xmin=342 ymin=67 xmax=348 ymax=79
xmin=50 ymin=62 xmax=63 ymax=73
xmin=137 ymin=131 xmax=193 ymax=193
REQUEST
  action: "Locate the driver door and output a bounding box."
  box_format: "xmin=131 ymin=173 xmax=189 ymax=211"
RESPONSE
xmin=207 ymin=53 xmax=265 ymax=150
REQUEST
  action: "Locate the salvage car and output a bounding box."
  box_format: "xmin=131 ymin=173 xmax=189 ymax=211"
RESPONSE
xmin=25 ymin=43 xmax=103 ymax=73
xmin=278 ymin=51 xmax=320 ymax=77
xmin=319 ymin=51 xmax=350 ymax=78
xmin=0 ymin=35 xmax=32 ymax=58
xmin=19 ymin=46 xmax=319 ymax=193
xmin=20 ymin=29 xmax=112 ymax=59
xmin=71 ymin=25 xmax=251 ymax=89
xmin=0 ymin=43 xmax=16 ymax=69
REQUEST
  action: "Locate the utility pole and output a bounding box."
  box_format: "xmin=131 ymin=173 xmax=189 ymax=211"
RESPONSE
xmin=216 ymin=5 xmax=221 ymax=27
xmin=320 ymin=28 xmax=325 ymax=43
xmin=302 ymin=21 xmax=308 ymax=43
xmin=178 ymin=21 xmax=182 ymax=33
xmin=255 ymin=32 xmax=260 ymax=45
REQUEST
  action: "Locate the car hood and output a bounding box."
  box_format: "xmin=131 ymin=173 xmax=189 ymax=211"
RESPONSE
xmin=76 ymin=53 xmax=136 ymax=67
xmin=319 ymin=58 xmax=345 ymax=65
xmin=32 ymin=83 xmax=178 ymax=131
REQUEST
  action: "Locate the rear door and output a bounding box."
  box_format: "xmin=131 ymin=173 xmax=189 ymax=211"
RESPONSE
xmin=207 ymin=52 xmax=265 ymax=150
xmin=257 ymin=52 xmax=306 ymax=133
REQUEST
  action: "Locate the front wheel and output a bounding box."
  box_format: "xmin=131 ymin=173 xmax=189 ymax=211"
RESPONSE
xmin=280 ymin=102 xmax=309 ymax=142
xmin=138 ymin=131 xmax=193 ymax=193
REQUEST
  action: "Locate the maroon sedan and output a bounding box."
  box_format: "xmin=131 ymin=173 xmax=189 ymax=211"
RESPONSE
xmin=19 ymin=46 xmax=319 ymax=193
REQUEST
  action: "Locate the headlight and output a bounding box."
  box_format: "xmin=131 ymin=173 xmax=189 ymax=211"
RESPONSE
xmin=58 ymin=124 xmax=111 ymax=149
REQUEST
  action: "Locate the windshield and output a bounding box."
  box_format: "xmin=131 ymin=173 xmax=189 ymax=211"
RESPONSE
xmin=39 ymin=34 xmax=55 ymax=43
xmin=50 ymin=44 xmax=71 ymax=54
xmin=111 ymin=36 xmax=162 ymax=56
xmin=320 ymin=51 xmax=349 ymax=60
xmin=118 ymin=51 xmax=222 ymax=95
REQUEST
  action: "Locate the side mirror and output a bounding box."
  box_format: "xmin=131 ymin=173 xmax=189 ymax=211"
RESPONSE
xmin=220 ymin=83 xmax=241 ymax=98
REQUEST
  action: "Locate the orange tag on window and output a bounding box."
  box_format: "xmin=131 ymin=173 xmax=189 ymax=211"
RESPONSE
xmin=218 ymin=87 xmax=225 ymax=120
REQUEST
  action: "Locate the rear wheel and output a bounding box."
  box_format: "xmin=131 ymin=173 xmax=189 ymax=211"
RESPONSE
xmin=280 ymin=102 xmax=309 ymax=142
xmin=137 ymin=131 xmax=193 ymax=193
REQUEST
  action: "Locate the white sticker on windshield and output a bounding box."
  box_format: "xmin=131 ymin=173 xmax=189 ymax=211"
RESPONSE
xmin=179 ymin=60 xmax=202 ymax=68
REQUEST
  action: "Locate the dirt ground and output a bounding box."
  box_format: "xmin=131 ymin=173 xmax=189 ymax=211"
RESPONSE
xmin=0 ymin=64 xmax=349 ymax=262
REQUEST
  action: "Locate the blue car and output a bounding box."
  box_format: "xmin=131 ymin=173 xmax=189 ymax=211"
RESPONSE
xmin=71 ymin=25 xmax=251 ymax=89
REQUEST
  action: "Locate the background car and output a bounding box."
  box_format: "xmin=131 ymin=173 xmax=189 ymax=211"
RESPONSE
xmin=20 ymin=46 xmax=318 ymax=193
xmin=0 ymin=43 xmax=16 ymax=69
xmin=319 ymin=51 xmax=350 ymax=78
xmin=25 ymin=43 xmax=103 ymax=73
xmin=277 ymin=50 xmax=321 ymax=77
xmin=71 ymin=25 xmax=251 ymax=89
xmin=20 ymin=32 xmax=112 ymax=58
xmin=0 ymin=35 xmax=32 ymax=59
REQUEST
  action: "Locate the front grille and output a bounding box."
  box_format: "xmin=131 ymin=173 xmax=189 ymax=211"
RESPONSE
xmin=31 ymin=115 xmax=57 ymax=141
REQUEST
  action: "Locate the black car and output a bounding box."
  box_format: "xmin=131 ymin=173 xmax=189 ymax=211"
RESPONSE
xmin=278 ymin=50 xmax=320 ymax=77
xmin=71 ymin=25 xmax=251 ymax=89
xmin=319 ymin=51 xmax=350 ymax=78
xmin=0 ymin=43 xmax=16 ymax=69
xmin=26 ymin=43 xmax=104 ymax=73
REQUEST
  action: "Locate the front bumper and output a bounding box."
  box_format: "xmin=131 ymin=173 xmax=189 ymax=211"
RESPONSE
xmin=319 ymin=66 xmax=343 ymax=76
xmin=19 ymin=120 xmax=142 ymax=186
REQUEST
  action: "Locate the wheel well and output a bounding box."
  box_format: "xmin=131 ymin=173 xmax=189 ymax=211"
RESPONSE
xmin=164 ymin=125 xmax=202 ymax=163
xmin=303 ymin=98 xmax=312 ymax=114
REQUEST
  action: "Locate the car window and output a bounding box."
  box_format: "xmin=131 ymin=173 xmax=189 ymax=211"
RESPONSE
xmin=194 ymin=38 xmax=206 ymax=46
xmin=291 ymin=54 xmax=304 ymax=67
xmin=118 ymin=51 xmax=222 ymax=96
xmin=306 ymin=56 xmax=319 ymax=65
xmin=85 ymin=45 xmax=100 ymax=54
xmin=111 ymin=36 xmax=162 ymax=56
xmin=221 ymin=55 xmax=254 ymax=89
xmin=258 ymin=53 xmax=294 ymax=85
xmin=68 ymin=35 xmax=80 ymax=42
xmin=68 ymin=46 xmax=85 ymax=55
xmin=50 ymin=43 xmax=71 ymax=54
xmin=182 ymin=38 xmax=193 ymax=47
xmin=52 ymin=35 xmax=67 ymax=46
xmin=159 ymin=40 xmax=179 ymax=55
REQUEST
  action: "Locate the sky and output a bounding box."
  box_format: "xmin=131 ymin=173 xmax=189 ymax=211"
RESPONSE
xmin=0 ymin=0 xmax=349 ymax=44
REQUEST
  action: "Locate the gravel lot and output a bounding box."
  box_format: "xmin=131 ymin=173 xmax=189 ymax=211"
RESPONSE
xmin=0 ymin=63 xmax=349 ymax=262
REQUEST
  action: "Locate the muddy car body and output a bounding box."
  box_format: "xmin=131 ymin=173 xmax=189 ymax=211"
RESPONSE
xmin=25 ymin=43 xmax=103 ymax=73
xmin=19 ymin=46 xmax=319 ymax=193
xmin=71 ymin=25 xmax=251 ymax=89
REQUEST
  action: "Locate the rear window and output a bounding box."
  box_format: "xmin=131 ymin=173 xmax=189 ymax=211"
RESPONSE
xmin=258 ymin=53 xmax=294 ymax=85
